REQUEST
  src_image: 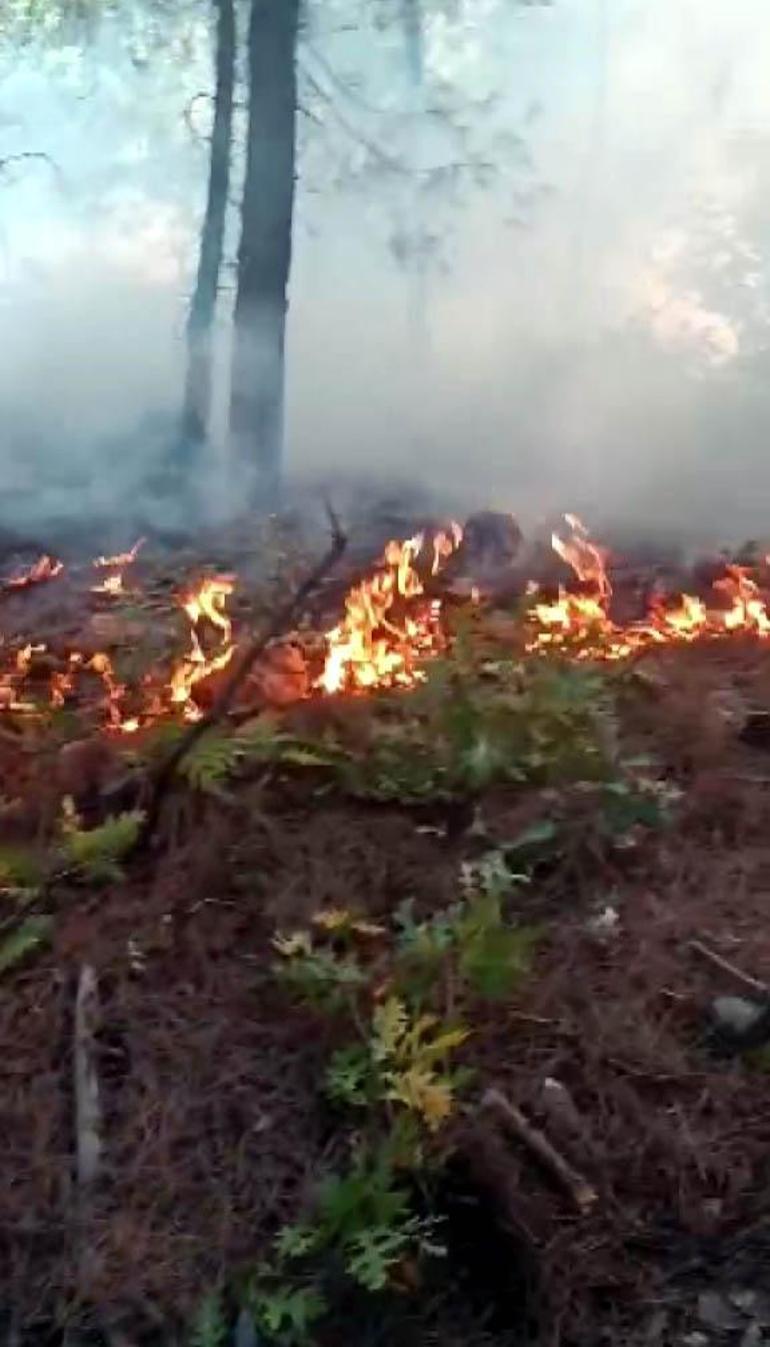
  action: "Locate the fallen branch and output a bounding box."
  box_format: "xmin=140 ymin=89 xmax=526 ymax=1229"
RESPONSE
xmin=688 ymin=938 xmax=769 ymax=998
xmin=74 ymin=963 xmax=102 ymax=1293
xmin=482 ymin=1086 xmax=598 ymax=1215
xmin=74 ymin=964 xmax=102 ymax=1191
xmin=137 ymin=502 xmax=347 ymax=847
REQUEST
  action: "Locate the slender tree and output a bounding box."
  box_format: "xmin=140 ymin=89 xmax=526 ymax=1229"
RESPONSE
xmin=179 ymin=0 xmax=235 ymax=457
xmin=229 ymin=0 xmax=300 ymax=506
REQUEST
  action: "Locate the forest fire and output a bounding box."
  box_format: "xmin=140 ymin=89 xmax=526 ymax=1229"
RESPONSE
xmin=3 ymin=516 xmax=770 ymax=734
xmin=526 ymin=515 xmax=770 ymax=658
xmin=2 ymin=554 xmax=63 ymax=592
xmin=317 ymin=526 xmax=462 ymax=694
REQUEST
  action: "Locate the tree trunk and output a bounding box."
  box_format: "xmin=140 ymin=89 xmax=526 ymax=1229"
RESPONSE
xmin=229 ymin=0 xmax=299 ymax=508
xmin=402 ymin=0 xmax=423 ymax=87
xmin=179 ymin=0 xmax=235 ymax=457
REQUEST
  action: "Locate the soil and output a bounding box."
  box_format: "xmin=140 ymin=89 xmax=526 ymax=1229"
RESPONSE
xmin=3 ymin=535 xmax=770 ymax=1347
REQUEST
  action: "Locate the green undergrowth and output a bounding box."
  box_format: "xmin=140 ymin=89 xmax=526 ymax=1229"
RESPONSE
xmin=218 ymin=846 xmax=544 ymax=1345
xmin=142 ymin=634 xmax=666 ymax=812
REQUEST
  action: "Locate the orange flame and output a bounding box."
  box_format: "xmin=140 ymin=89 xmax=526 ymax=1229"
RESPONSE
xmin=527 ymin=518 xmax=770 ymax=658
xmin=4 ymin=555 xmax=63 ymax=590
xmin=91 ymin=537 xmax=144 ymax=596
xmin=318 ymin=525 xmax=462 ymax=695
xmin=168 ymin=574 xmax=236 ymax=721
xmin=93 ymin=538 xmax=145 ymax=569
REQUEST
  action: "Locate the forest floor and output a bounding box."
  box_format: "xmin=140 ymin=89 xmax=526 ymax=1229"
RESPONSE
xmin=1 ymin=516 xmax=770 ymax=1347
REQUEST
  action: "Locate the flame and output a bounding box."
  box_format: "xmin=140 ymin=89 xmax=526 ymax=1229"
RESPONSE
xmin=168 ymin=574 xmax=236 ymax=721
xmin=93 ymin=538 xmax=145 ymax=569
xmin=92 ymin=573 xmax=125 ymax=596
xmin=527 ymin=517 xmax=770 ymax=658
xmin=5 ymin=513 xmax=770 ymax=739
xmin=91 ymin=537 xmax=144 ymax=596
xmin=3 ymin=555 xmax=63 ymax=590
xmin=318 ymin=525 xmax=462 ymax=695
xmin=551 ymin=514 xmax=611 ymax=601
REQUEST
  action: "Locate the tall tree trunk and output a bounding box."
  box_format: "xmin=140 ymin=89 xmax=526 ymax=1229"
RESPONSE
xmin=402 ymin=0 xmax=423 ymax=87
xmin=180 ymin=0 xmax=235 ymax=456
xmin=229 ymin=0 xmax=299 ymax=507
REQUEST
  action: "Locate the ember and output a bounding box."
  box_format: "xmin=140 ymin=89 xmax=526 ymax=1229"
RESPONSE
xmin=2 ymin=555 xmax=63 ymax=591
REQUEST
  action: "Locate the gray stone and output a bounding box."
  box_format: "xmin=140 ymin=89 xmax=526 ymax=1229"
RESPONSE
xmin=697 ymin=1290 xmax=744 ymax=1332
xmin=740 ymin=1325 xmax=764 ymax=1347
xmin=234 ymin=1309 xmax=260 ymax=1347
xmin=681 ymin=1333 xmax=710 ymax=1347
xmin=730 ymin=1290 xmax=758 ymax=1316
xmin=710 ymin=996 xmax=770 ymax=1048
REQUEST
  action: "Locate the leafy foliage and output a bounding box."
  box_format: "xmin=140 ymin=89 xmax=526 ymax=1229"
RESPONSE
xmin=273 ymin=939 xmax=368 ymax=1012
xmin=0 ymin=914 xmax=52 ymax=975
xmin=61 ymin=806 xmax=144 ymax=882
xmin=0 ymin=845 xmax=43 ymax=896
xmin=250 ymin=1284 xmax=325 ymax=1345
xmin=159 ymin=645 xmax=625 ymax=808
xmin=189 ymin=1292 xmax=227 ymax=1347
xmin=177 ymin=715 xmax=341 ymax=796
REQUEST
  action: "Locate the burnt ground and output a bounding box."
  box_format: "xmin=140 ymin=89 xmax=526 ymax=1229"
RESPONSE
xmin=2 ymin=540 xmax=770 ymax=1347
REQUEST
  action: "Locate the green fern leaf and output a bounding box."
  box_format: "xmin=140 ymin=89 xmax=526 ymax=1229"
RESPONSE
xmin=178 ymin=732 xmax=239 ymax=794
xmin=0 ymin=915 xmax=52 ymax=975
xmin=64 ymin=810 xmax=144 ymax=882
xmin=189 ymin=1291 xmax=227 ymax=1347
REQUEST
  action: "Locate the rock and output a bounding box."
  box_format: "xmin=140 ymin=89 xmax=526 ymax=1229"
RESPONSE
xmin=234 ymin=1308 xmax=260 ymax=1347
xmin=697 ymin=1291 xmax=744 ymax=1332
xmin=731 ymin=1291 xmax=758 ymax=1316
xmin=730 ymin=1290 xmax=770 ymax=1326
xmin=740 ymin=1325 xmax=764 ymax=1347
xmin=681 ymin=1333 xmax=710 ymax=1347
xmin=709 ymin=996 xmax=770 ymax=1050
xmin=739 ymin=710 xmax=770 ymax=750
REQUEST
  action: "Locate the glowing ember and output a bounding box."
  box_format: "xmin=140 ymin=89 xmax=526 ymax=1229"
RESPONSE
xmin=92 ymin=537 xmax=144 ymax=596
xmin=318 ymin=525 xmax=463 ymax=694
xmin=92 ymin=573 xmax=125 ymax=596
xmin=3 ymin=555 xmax=63 ymax=590
xmin=93 ymin=538 xmax=145 ymax=569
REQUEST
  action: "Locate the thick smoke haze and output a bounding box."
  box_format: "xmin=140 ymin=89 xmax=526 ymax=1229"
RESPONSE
xmin=2 ymin=0 xmax=770 ymax=542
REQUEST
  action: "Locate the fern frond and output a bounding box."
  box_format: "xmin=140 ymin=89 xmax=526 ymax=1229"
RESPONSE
xmin=64 ymin=810 xmax=144 ymax=882
xmin=189 ymin=1291 xmax=227 ymax=1347
xmin=0 ymin=915 xmax=52 ymax=975
xmin=178 ymin=731 xmax=239 ymax=794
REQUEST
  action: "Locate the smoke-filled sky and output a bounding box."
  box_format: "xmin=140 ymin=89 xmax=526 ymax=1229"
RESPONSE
xmin=2 ymin=0 xmax=770 ymax=540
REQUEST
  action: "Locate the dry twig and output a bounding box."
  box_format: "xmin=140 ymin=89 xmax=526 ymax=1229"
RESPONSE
xmin=74 ymin=964 xmax=102 ymax=1293
xmin=74 ymin=964 xmax=102 ymax=1191
xmin=688 ymin=938 xmax=769 ymax=998
xmin=482 ymin=1086 xmax=598 ymax=1214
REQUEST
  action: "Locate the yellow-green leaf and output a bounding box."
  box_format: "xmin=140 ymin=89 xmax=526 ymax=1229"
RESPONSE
xmin=372 ymin=996 xmax=408 ymax=1061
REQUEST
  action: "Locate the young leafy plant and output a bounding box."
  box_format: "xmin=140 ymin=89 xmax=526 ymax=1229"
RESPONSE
xmin=189 ymin=1291 xmax=228 ymax=1347
xmin=0 ymin=914 xmax=52 ymax=976
xmin=61 ymin=805 xmax=145 ymax=882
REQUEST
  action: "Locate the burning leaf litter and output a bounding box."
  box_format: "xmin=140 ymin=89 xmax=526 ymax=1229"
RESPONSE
xmin=3 ymin=514 xmax=770 ymax=735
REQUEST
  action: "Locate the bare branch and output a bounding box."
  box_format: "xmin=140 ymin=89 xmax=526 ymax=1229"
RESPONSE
xmin=688 ymin=939 xmax=769 ymax=998
xmin=482 ymin=1086 xmax=598 ymax=1214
